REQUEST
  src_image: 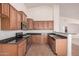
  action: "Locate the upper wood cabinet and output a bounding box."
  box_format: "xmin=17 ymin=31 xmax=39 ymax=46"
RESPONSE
xmin=48 ymin=21 xmax=54 ymax=30
xmin=16 ymin=11 xmax=21 ymax=30
xmin=19 ymin=11 xmax=27 ymax=22
xmin=0 ymin=3 xmax=10 ymax=30
xmin=0 ymin=3 xmax=9 ymax=18
xmin=34 ymin=21 xmax=54 ymax=30
xmin=27 ymin=18 xmax=34 ymax=30
xmin=9 ymin=5 xmax=17 ymax=30
xmin=34 ymin=21 xmax=39 ymax=30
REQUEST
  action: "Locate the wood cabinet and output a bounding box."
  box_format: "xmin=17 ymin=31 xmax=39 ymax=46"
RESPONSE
xmin=0 ymin=3 xmax=9 ymax=18
xmin=16 ymin=11 xmax=21 ymax=30
xmin=26 ymin=36 xmax=32 ymax=51
xmin=48 ymin=36 xmax=56 ymax=53
xmin=31 ymin=35 xmax=41 ymax=44
xmin=0 ymin=3 xmax=10 ymax=30
xmin=0 ymin=38 xmax=27 ymax=56
xmin=1 ymin=44 xmax=17 ymax=56
xmin=10 ymin=5 xmax=17 ymax=30
xmin=0 ymin=4 xmax=22 ymax=30
xmin=18 ymin=39 xmax=26 ymax=56
xmin=19 ymin=11 xmax=27 ymax=22
xmin=48 ymin=35 xmax=67 ymax=56
xmin=31 ymin=34 xmax=48 ymax=44
xmin=48 ymin=21 xmax=54 ymax=30
xmin=27 ymin=18 xmax=34 ymax=30
xmin=56 ymin=39 xmax=67 ymax=56
xmin=34 ymin=21 xmax=54 ymax=30
xmin=34 ymin=22 xmax=39 ymax=30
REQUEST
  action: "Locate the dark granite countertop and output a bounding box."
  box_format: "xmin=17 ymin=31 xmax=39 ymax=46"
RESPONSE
xmin=49 ymin=35 xmax=67 ymax=39
xmin=0 ymin=35 xmax=31 ymax=44
xmin=0 ymin=32 xmax=67 ymax=44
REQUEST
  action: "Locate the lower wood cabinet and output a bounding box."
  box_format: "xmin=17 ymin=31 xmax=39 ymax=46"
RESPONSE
xmin=18 ymin=39 xmax=26 ymax=56
xmin=1 ymin=44 xmax=17 ymax=56
xmin=31 ymin=34 xmax=48 ymax=44
xmin=26 ymin=36 xmax=32 ymax=51
xmin=48 ymin=35 xmax=67 ymax=56
xmin=0 ymin=38 xmax=27 ymax=56
xmin=48 ymin=36 xmax=56 ymax=53
xmin=56 ymin=39 xmax=67 ymax=56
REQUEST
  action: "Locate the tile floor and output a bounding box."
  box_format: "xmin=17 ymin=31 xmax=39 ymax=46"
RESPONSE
xmin=26 ymin=44 xmax=55 ymax=56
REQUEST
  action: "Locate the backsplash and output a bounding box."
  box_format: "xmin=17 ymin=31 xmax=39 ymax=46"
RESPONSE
xmin=0 ymin=30 xmax=53 ymax=40
xmin=0 ymin=30 xmax=23 ymax=40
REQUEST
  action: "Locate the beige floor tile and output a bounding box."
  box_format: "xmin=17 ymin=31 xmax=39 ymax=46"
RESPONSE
xmin=26 ymin=44 xmax=55 ymax=56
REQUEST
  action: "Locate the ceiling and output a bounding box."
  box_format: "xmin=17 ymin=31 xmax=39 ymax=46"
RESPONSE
xmin=24 ymin=3 xmax=56 ymax=8
xmin=24 ymin=3 xmax=79 ymax=8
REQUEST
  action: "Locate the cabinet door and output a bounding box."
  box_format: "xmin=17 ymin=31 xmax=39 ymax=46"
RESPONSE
xmin=2 ymin=3 xmax=9 ymax=17
xmin=16 ymin=11 xmax=21 ymax=30
xmin=34 ymin=22 xmax=39 ymax=30
xmin=20 ymin=11 xmax=27 ymax=22
xmin=56 ymin=39 xmax=67 ymax=56
xmin=27 ymin=19 xmax=33 ymax=30
xmin=23 ymin=13 xmax=27 ymax=22
xmin=31 ymin=35 xmax=47 ymax=44
xmin=44 ymin=21 xmax=48 ymax=30
xmin=41 ymin=34 xmax=48 ymax=44
xmin=18 ymin=39 xmax=26 ymax=56
xmin=38 ymin=22 xmax=43 ymax=30
xmin=2 ymin=44 xmax=17 ymax=56
xmin=31 ymin=35 xmax=40 ymax=44
xmin=10 ymin=5 xmax=17 ymax=30
xmin=48 ymin=21 xmax=53 ymax=30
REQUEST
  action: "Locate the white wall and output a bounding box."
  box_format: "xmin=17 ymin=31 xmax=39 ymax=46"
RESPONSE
xmin=10 ymin=3 xmax=28 ymax=14
xmin=60 ymin=4 xmax=79 ymax=19
xmin=60 ymin=17 xmax=79 ymax=33
xmin=0 ymin=30 xmax=23 ymax=40
xmin=54 ymin=5 xmax=60 ymax=32
xmin=60 ymin=4 xmax=79 ymax=33
xmin=27 ymin=6 xmax=54 ymax=21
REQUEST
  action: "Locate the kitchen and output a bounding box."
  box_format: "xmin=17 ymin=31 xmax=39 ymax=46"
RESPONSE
xmin=0 ymin=3 xmax=79 ymax=56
